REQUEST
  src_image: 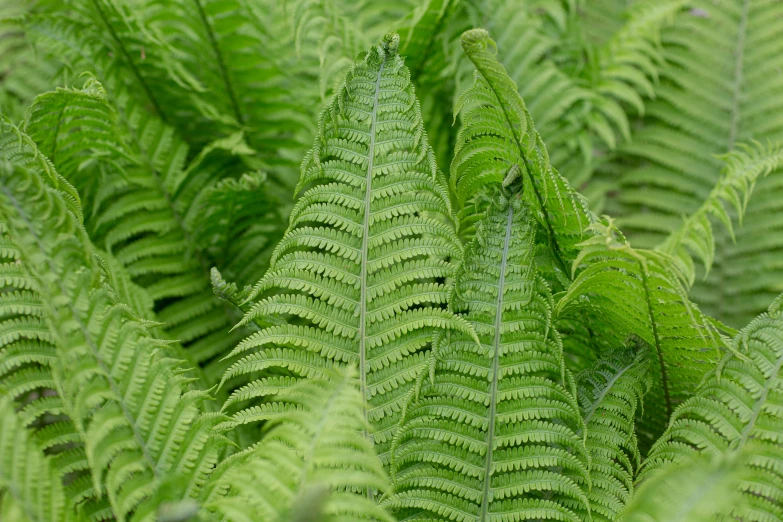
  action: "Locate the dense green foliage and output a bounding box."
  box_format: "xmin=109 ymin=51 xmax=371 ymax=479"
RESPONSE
xmin=1 ymin=1 xmax=782 ymax=522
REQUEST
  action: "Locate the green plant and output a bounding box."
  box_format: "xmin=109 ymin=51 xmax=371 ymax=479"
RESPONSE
xmin=2 ymin=2 xmax=783 ymax=522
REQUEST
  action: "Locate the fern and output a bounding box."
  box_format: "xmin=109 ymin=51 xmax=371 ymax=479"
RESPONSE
xmin=603 ymin=0 xmax=783 ymax=327
xmin=576 ymin=338 xmax=651 ymax=522
xmin=206 ymin=367 xmax=394 ymax=522
xmin=658 ymin=141 xmax=783 ymax=287
xmin=453 ymin=28 xmax=597 ymax=280
xmin=556 ymin=220 xmax=727 ymax=446
xmin=219 ymin=34 xmax=477 ymax=463
xmin=0 ymin=157 xmax=224 ymax=521
xmin=0 ymin=394 xmax=77 ymax=522
xmin=23 ymin=80 xmax=266 ymax=382
xmin=640 ymin=294 xmax=783 ymax=521
xmin=621 ymin=454 xmax=746 ymax=522
xmin=385 ymin=192 xmax=591 ymax=522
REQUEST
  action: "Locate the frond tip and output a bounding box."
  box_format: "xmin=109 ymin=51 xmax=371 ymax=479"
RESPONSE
xmin=220 ymin=33 xmax=474 ymax=462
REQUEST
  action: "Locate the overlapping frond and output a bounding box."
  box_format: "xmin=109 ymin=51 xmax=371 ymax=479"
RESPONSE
xmin=206 ymin=367 xmax=394 ymax=522
xmin=134 ymin=0 xmax=309 ymax=168
xmin=621 ymin=455 xmax=745 ymax=522
xmin=385 ymin=194 xmax=591 ymax=522
xmin=220 ymin=34 xmax=475 ymax=463
xmin=603 ymin=0 xmax=783 ymax=326
xmin=0 ymin=395 xmax=78 ymax=522
xmin=640 ymin=294 xmax=783 ymax=521
xmin=658 ymin=141 xmax=783 ymax=287
xmin=23 ymin=80 xmax=263 ymax=382
xmin=577 ymin=338 xmax=651 ymax=522
xmin=453 ymin=28 xmax=597 ymax=281
xmin=556 ymin=221 xmax=726 ymax=447
xmin=0 ymin=158 xmax=225 ymax=522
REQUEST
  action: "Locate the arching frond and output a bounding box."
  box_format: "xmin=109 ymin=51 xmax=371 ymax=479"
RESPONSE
xmin=556 ymin=221 xmax=727 ymax=447
xmin=453 ymin=28 xmax=597 ymax=281
xmin=0 ymin=395 xmax=78 ymax=522
xmin=220 ymin=34 xmax=476 ymax=463
xmin=0 ymin=159 xmax=226 ymax=522
xmin=603 ymin=0 xmax=783 ymax=327
xmin=640 ymin=294 xmax=783 ymax=521
xmin=658 ymin=141 xmax=783 ymax=287
xmin=23 ymin=80 xmax=263 ymax=383
xmin=577 ymin=338 xmax=651 ymax=522
xmin=206 ymin=367 xmax=394 ymax=522
xmin=385 ymin=193 xmax=591 ymax=522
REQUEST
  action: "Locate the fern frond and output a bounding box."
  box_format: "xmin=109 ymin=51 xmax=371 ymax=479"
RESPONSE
xmin=658 ymin=141 xmax=783 ymax=287
xmin=640 ymin=295 xmax=783 ymax=521
xmin=0 ymin=159 xmax=225 ymax=522
xmin=556 ymin=220 xmax=726 ymax=446
xmin=603 ymin=0 xmax=783 ymax=326
xmin=622 ymin=454 xmax=745 ymax=522
xmin=453 ymin=28 xmax=597 ymax=281
xmin=221 ymin=34 xmax=475 ymax=462
xmin=577 ymin=338 xmax=651 ymax=522
xmin=0 ymin=394 xmax=79 ymax=522
xmin=24 ymin=80 xmax=262 ymax=383
xmin=385 ymin=193 xmax=591 ymax=522
xmin=207 ymin=367 xmax=394 ymax=522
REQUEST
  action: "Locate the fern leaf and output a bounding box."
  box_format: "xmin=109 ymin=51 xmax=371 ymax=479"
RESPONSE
xmin=206 ymin=367 xmax=394 ymax=522
xmin=453 ymin=28 xmax=597 ymax=281
xmin=556 ymin=220 xmax=727 ymax=447
xmin=577 ymin=338 xmax=651 ymax=522
xmin=622 ymin=454 xmax=745 ymax=522
xmin=640 ymin=294 xmax=783 ymax=521
xmin=0 ymin=394 xmax=80 ymax=522
xmin=0 ymin=159 xmax=225 ymax=522
xmin=603 ymin=0 xmax=783 ymax=326
xmin=221 ymin=34 xmax=475 ymax=463
xmin=23 ymin=80 xmax=265 ymax=384
xmin=658 ymin=141 xmax=783 ymax=287
xmin=385 ymin=193 xmax=591 ymax=522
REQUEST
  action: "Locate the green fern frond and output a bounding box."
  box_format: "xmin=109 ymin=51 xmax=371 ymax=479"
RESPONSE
xmin=453 ymin=28 xmax=597 ymax=281
xmin=206 ymin=367 xmax=394 ymax=522
xmin=577 ymin=338 xmax=651 ymax=522
xmin=621 ymin=454 xmax=745 ymax=522
xmin=0 ymin=394 xmax=80 ymax=522
xmin=556 ymin=220 xmax=726 ymax=446
xmin=603 ymin=0 xmax=783 ymax=326
xmin=220 ymin=34 xmax=476 ymax=462
xmin=385 ymin=193 xmax=591 ymax=522
xmin=640 ymin=295 xmax=783 ymax=521
xmin=0 ymin=159 xmax=226 ymax=522
xmin=658 ymin=141 xmax=783 ymax=287
xmin=23 ymin=80 xmax=262 ymax=383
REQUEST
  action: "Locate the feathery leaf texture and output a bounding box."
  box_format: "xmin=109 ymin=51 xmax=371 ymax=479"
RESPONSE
xmin=0 ymin=395 xmax=77 ymax=522
xmin=23 ymin=80 xmax=261 ymax=382
xmin=220 ymin=34 xmax=476 ymax=462
xmin=640 ymin=294 xmax=783 ymax=521
xmin=385 ymin=194 xmax=591 ymax=522
xmin=453 ymin=28 xmax=597 ymax=282
xmin=604 ymin=0 xmax=783 ymax=327
xmin=0 ymin=158 xmax=224 ymax=522
xmin=621 ymin=454 xmax=745 ymax=522
xmin=577 ymin=339 xmax=651 ymax=522
xmin=556 ymin=221 xmax=726 ymax=447
xmin=207 ymin=367 xmax=394 ymax=522
xmin=658 ymin=141 xmax=783 ymax=287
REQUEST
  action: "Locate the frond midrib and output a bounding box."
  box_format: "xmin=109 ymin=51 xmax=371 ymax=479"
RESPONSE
xmin=479 ymin=203 xmax=513 ymax=521
xmin=358 ymin=51 xmax=388 ymax=421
